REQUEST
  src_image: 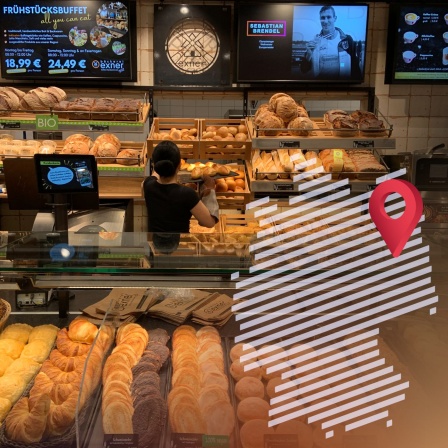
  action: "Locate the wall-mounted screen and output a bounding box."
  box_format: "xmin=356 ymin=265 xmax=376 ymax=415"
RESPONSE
xmin=236 ymin=3 xmax=369 ymax=83
xmin=385 ymin=3 xmax=448 ymax=84
xmin=0 ymin=0 xmax=137 ymax=81
xmin=35 ymin=154 xmax=98 ymax=194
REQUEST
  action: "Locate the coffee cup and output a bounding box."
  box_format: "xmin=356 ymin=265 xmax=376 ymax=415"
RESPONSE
xmin=405 ymin=13 xmax=419 ymax=25
xmin=443 ymin=47 xmax=448 ymax=66
xmin=403 ymin=50 xmax=417 ymax=63
xmin=444 ymin=32 xmax=448 ymax=44
xmin=404 ymin=31 xmax=418 ymax=43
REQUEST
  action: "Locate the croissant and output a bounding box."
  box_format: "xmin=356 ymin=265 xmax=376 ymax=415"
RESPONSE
xmin=5 ymin=394 xmax=51 ymax=443
xmin=40 ymin=358 xmax=83 ymax=384
xmin=56 ymin=328 xmax=91 ymax=357
xmin=31 ymin=372 xmax=80 ymax=406
xmin=68 ymin=317 xmax=98 ymax=344
xmin=50 ymin=350 xmax=87 ymax=372
xmin=46 ymin=390 xmax=78 ymax=436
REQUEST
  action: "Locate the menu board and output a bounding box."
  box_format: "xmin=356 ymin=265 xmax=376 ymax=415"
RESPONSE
xmin=385 ymin=3 xmax=448 ymax=83
xmin=0 ymin=0 xmax=136 ymax=81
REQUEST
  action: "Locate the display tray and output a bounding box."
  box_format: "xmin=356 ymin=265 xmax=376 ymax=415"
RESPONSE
xmin=199 ymin=118 xmax=252 ymax=160
xmin=148 ymin=118 xmax=200 ymax=159
xmin=0 ymin=104 xmax=150 ymax=124
xmin=247 ymin=148 xmax=390 ymax=192
xmin=0 ymin=141 xmax=148 ymax=178
xmin=247 ymin=117 xmax=396 ymax=151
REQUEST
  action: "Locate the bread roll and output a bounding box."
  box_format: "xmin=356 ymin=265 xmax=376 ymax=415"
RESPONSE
xmin=68 ymin=317 xmax=98 ymax=344
xmin=235 ymin=377 xmax=265 ymax=401
xmin=240 ymin=419 xmax=275 ymax=448
xmin=0 ymin=375 xmax=27 ymax=403
xmin=230 ymin=359 xmax=262 ymax=381
xmin=28 ymin=324 xmax=59 ymax=344
xmin=20 ymin=339 xmax=53 ymax=363
xmin=0 ymin=339 xmax=25 ymax=359
xmin=0 ymin=354 xmax=14 ymax=376
xmin=217 ymin=165 xmax=231 ymax=176
xmin=5 ymin=358 xmax=41 ymax=383
xmin=0 ymin=323 xmax=33 ymax=344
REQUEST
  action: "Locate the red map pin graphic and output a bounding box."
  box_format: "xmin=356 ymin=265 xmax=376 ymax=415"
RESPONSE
xmin=369 ymin=179 xmax=423 ymax=258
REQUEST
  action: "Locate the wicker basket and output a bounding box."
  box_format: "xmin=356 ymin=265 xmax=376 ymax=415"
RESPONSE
xmin=0 ymin=299 xmax=11 ymax=334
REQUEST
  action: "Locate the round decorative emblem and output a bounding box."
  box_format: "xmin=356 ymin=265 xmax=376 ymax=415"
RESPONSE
xmin=165 ymin=18 xmax=220 ymax=75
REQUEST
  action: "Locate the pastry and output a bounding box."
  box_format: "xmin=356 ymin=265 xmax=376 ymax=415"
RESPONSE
xmin=275 ymin=421 xmax=313 ymax=448
xmin=28 ymin=324 xmax=59 ymax=343
xmin=5 ymin=357 xmax=41 ymax=383
xmin=230 ymin=342 xmax=257 ymax=363
xmin=68 ymin=317 xmax=98 ymax=344
xmin=20 ymin=339 xmax=53 ymax=363
xmin=0 ymin=338 xmax=25 ymax=359
xmin=230 ymin=359 xmax=262 ymax=381
xmin=202 ymin=399 xmax=235 ymax=436
xmin=56 ymin=328 xmax=91 ymax=357
xmin=0 ymin=323 xmax=33 ymax=344
xmin=50 ymin=350 xmax=87 ymax=372
xmin=5 ymin=395 xmax=51 ymax=443
xmin=0 ymin=354 xmax=14 ymax=376
xmin=46 ymin=390 xmax=78 ymax=436
xmin=0 ymin=375 xmax=27 ymax=403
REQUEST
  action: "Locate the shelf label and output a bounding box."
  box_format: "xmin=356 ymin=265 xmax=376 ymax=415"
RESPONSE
xmin=353 ymin=140 xmax=374 ymax=148
xmin=90 ymin=124 xmax=110 ymax=131
xmin=274 ymin=183 xmax=294 ymax=191
xmin=103 ymin=434 xmax=139 ymax=448
xmin=265 ymin=434 xmax=298 ymax=448
xmin=202 ymin=435 xmax=229 ymax=447
xmin=171 ymin=433 xmax=203 ymax=447
xmin=279 ymin=140 xmax=301 ymax=148
xmin=0 ymin=121 xmax=20 ymax=129
xmin=36 ymin=114 xmax=59 ymax=131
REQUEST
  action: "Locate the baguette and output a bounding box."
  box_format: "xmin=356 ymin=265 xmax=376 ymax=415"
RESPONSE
xmin=276 ymin=149 xmax=293 ymax=172
xmin=261 ymin=151 xmax=278 ymax=180
xmin=252 ymin=150 xmax=266 ymax=180
xmin=271 ymin=150 xmax=289 ymax=179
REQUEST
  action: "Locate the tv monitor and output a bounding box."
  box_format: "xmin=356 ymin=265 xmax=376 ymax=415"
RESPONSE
xmin=385 ymin=3 xmax=448 ymax=84
xmin=236 ymin=3 xmax=369 ymax=83
xmin=0 ymin=0 xmax=137 ymax=81
xmin=34 ymin=154 xmax=99 ymax=195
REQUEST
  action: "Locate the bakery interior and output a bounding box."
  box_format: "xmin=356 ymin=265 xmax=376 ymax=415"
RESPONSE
xmin=0 ymin=1 xmax=447 ymax=447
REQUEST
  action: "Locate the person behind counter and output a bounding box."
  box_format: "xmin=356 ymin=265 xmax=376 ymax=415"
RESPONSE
xmin=143 ymin=141 xmax=219 ymax=237
xmin=301 ymin=5 xmax=362 ymax=80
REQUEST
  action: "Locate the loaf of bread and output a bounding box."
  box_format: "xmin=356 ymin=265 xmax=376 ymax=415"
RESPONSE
xmin=116 ymin=149 xmax=141 ymax=165
xmin=114 ymin=98 xmax=142 ymax=121
xmin=62 ymin=140 xmax=91 ymax=155
xmin=287 ymin=116 xmax=314 ymax=136
xmin=254 ymin=111 xmax=284 ymax=136
xmin=0 ymin=86 xmax=25 ymax=112
xmin=0 ymin=339 xmax=25 ymax=359
xmin=67 ymin=97 xmax=95 ymax=119
xmin=20 ymin=87 xmax=64 ymax=110
xmin=91 ymin=97 xmax=117 ymax=120
xmin=269 ymin=94 xmax=298 ymax=123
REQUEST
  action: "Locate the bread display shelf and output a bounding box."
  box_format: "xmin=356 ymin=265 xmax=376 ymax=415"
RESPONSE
xmin=148 ymin=118 xmax=200 ymax=159
xmin=247 ymin=148 xmax=390 ymax=193
xmin=0 ymin=104 xmax=150 ymax=125
xmin=248 ymin=117 xmax=396 ymax=151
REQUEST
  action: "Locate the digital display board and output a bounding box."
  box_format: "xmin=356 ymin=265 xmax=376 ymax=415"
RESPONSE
xmin=0 ymin=0 xmax=136 ymax=81
xmin=385 ymin=3 xmax=448 ymax=83
xmin=34 ymin=154 xmax=99 ymax=194
xmin=236 ymin=3 xmax=369 ymax=83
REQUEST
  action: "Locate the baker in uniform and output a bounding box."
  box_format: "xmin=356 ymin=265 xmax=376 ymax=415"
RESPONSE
xmin=301 ymin=5 xmax=362 ymax=79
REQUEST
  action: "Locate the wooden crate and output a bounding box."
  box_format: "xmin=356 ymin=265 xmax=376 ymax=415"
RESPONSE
xmin=214 ymin=163 xmax=252 ymax=210
xmin=199 ymin=119 xmax=252 ymax=160
xmin=148 ymin=118 xmax=200 ymax=159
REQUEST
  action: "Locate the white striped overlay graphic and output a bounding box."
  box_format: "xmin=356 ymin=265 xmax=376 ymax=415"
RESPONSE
xmin=231 ymin=168 xmax=438 ymax=440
